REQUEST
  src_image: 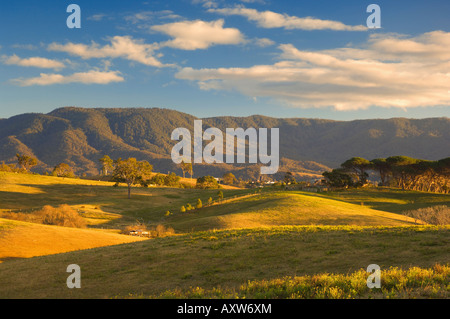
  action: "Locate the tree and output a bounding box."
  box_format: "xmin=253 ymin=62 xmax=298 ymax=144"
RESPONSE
xmin=386 ymin=156 xmax=418 ymax=190
xmin=52 ymin=163 xmax=75 ymax=178
xmin=223 ymin=172 xmax=237 ymax=185
xmin=16 ymin=153 xmax=37 ymax=172
xmin=322 ymin=169 xmax=354 ymax=188
xmin=217 ymin=190 xmax=224 ymax=201
xmin=283 ymin=171 xmax=296 ymax=185
xmin=180 ymin=206 xmax=186 ymax=213
xmin=179 ymin=161 xmax=193 ymax=179
xmin=207 ymin=197 xmax=213 ymax=206
xmin=341 ymin=157 xmax=371 ymax=185
xmin=164 ymin=172 xmax=181 ymax=187
xmin=196 ymin=198 xmax=202 ymax=209
xmin=99 ymin=155 xmax=114 ymax=176
xmin=187 ymin=163 xmax=194 ymax=179
xmin=112 ymin=158 xmax=153 ymax=199
xmin=371 ymin=158 xmax=390 ymax=185
xmin=196 ymin=176 xmax=220 ymax=189
xmin=150 ymin=172 xmax=181 ymax=187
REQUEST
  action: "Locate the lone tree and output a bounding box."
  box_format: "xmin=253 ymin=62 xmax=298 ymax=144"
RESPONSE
xmin=99 ymin=155 xmax=114 ymax=176
xmin=112 ymin=158 xmax=153 ymax=199
xmin=179 ymin=161 xmax=193 ymax=179
xmin=52 ymin=163 xmax=75 ymax=178
xmin=187 ymin=163 xmax=194 ymax=179
xmin=16 ymin=153 xmax=37 ymax=172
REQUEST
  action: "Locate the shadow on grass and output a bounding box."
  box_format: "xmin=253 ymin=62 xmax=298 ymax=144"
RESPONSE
xmin=0 ymin=183 xmax=255 ymax=230
xmin=290 ymin=188 xmax=449 ymax=215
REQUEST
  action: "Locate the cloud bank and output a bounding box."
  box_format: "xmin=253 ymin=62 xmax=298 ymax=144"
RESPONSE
xmin=209 ymin=6 xmax=367 ymax=31
xmin=175 ymin=31 xmax=450 ymax=110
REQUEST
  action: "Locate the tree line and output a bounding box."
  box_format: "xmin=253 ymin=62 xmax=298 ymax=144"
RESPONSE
xmin=0 ymin=154 xmax=76 ymax=178
xmin=322 ymin=156 xmax=450 ymax=193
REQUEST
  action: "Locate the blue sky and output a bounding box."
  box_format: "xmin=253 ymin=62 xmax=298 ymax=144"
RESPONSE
xmin=0 ymin=0 xmax=449 ymax=120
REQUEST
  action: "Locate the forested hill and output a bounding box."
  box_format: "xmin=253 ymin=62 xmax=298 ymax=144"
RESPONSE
xmin=0 ymin=107 xmax=448 ymax=180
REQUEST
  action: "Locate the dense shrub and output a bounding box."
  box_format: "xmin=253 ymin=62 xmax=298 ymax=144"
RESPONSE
xmin=196 ymin=176 xmax=221 ymax=189
xmin=1 ymin=204 xmax=86 ymax=228
xmin=150 ymin=172 xmax=182 ymax=187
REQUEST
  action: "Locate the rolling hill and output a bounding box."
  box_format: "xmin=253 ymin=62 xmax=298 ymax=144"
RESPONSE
xmin=0 ymin=171 xmax=448 ymax=298
xmin=163 ymin=191 xmax=420 ymax=233
xmin=1 ymin=107 xmax=448 ymax=180
xmin=0 ymin=225 xmax=448 ymax=298
xmin=0 ymin=218 xmax=147 ymax=263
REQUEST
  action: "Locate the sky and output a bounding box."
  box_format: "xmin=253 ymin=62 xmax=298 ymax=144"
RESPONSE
xmin=0 ymin=0 xmax=449 ymax=120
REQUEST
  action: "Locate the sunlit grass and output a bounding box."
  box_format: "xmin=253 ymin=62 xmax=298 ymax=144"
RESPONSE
xmin=151 ymin=264 xmax=449 ymax=299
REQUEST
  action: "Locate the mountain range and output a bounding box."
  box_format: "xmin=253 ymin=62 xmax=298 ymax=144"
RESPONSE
xmin=0 ymin=107 xmax=448 ymax=181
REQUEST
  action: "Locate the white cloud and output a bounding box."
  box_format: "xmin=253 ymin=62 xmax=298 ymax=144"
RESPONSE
xmin=192 ymin=0 xmax=219 ymax=9
xmin=124 ymin=10 xmax=181 ymax=24
xmin=87 ymin=14 xmax=107 ymax=21
xmin=151 ymin=19 xmax=245 ymax=50
xmin=253 ymin=38 xmax=275 ymax=47
xmin=2 ymin=54 xmax=65 ymax=69
xmin=209 ymin=6 xmax=367 ymax=31
xmin=175 ymin=31 xmax=450 ymax=110
xmin=48 ymin=36 xmax=170 ymax=67
xmin=12 ymin=70 xmax=125 ymax=86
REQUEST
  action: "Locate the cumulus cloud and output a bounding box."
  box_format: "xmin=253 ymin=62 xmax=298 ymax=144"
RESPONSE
xmin=12 ymin=70 xmax=125 ymax=86
xmin=209 ymin=6 xmax=367 ymax=31
xmin=48 ymin=36 xmax=170 ymax=67
xmin=175 ymin=31 xmax=450 ymax=110
xmin=2 ymin=54 xmax=65 ymax=69
xmin=151 ymin=19 xmax=245 ymax=50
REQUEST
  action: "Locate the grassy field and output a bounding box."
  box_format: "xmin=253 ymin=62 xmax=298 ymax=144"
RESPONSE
xmin=152 ymin=264 xmax=450 ymax=299
xmin=0 ymin=172 xmax=448 ymax=299
xmin=0 ymin=172 xmax=252 ymax=228
xmin=0 ymin=225 xmax=448 ymax=298
xmin=0 ymin=218 xmax=147 ymax=262
xmin=320 ymin=188 xmax=450 ymax=215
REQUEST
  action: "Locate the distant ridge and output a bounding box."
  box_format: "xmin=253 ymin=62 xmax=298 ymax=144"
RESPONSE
xmin=0 ymin=107 xmax=448 ymax=180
